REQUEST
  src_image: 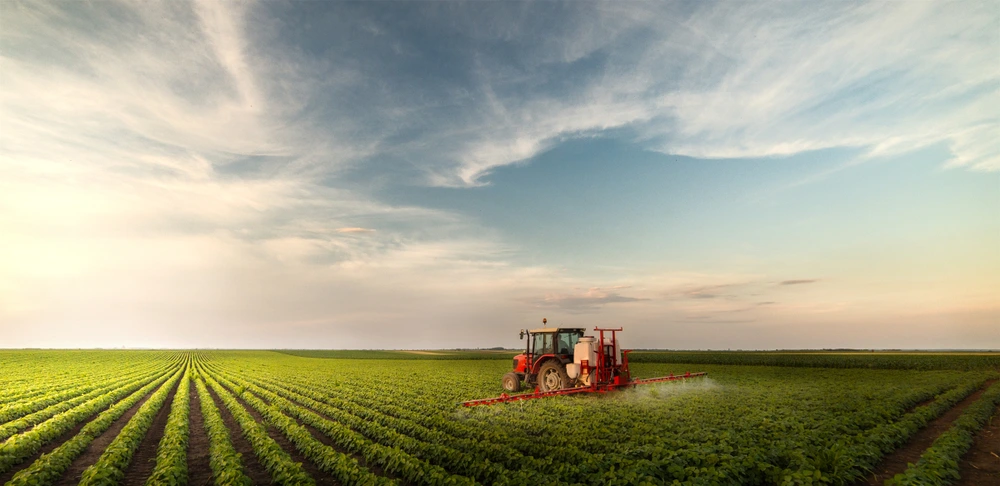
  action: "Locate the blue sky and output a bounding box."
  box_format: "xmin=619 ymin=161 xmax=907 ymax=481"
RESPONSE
xmin=1 ymin=1 xmax=997 ymax=349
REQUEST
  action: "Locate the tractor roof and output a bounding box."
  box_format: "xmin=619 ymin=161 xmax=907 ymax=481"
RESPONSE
xmin=528 ymin=327 xmax=586 ymax=334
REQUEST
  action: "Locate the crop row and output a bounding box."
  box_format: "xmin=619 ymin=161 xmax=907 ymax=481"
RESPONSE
xmin=192 ymin=367 xmax=252 ymax=486
xmin=5 ymin=367 xmax=179 ymax=486
xmin=208 ymin=359 xmax=554 ymax=472
xmin=213 ymin=365 xmax=554 ymax=483
xmin=826 ymin=377 xmax=992 ymax=485
xmin=78 ymin=365 xmax=184 ymax=485
xmin=1 ymin=362 xmax=163 ymax=411
xmin=205 ymin=368 xmax=395 ymax=486
xmin=197 ymin=364 xmax=316 ymax=485
xmin=144 ymin=361 xmax=192 ymax=485
xmin=887 ymin=381 xmax=1000 ymax=486
xmin=0 ymin=352 xmax=150 ymax=386
xmin=293 ymin=379 xmax=543 ymax=469
xmin=0 ymin=365 xmax=179 ymax=475
xmin=0 ymin=362 xmax=177 ymax=442
xmin=2 ymin=377 xmax=135 ymax=423
xmin=208 ymin=365 xmax=481 ymax=485
xmin=0 ymin=352 xmax=184 ymax=405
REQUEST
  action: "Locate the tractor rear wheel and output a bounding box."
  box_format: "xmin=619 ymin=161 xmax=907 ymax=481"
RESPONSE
xmin=502 ymin=372 xmax=521 ymax=392
xmin=538 ymin=361 xmax=570 ymax=392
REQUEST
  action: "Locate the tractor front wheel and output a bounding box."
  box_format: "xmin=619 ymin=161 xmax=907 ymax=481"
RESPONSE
xmin=538 ymin=361 xmax=569 ymax=392
xmin=502 ymin=372 xmax=522 ymax=392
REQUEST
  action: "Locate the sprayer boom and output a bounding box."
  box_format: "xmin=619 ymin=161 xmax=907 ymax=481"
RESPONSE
xmin=460 ymin=371 xmax=708 ymax=407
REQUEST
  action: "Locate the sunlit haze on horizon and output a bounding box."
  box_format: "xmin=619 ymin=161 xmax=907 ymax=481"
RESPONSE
xmin=1 ymin=1 xmax=998 ymax=350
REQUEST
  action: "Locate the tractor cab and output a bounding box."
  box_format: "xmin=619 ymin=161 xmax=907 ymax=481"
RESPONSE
xmin=505 ymin=325 xmax=585 ymax=392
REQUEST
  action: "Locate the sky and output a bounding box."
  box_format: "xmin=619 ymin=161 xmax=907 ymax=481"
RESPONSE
xmin=1 ymin=0 xmax=997 ymax=350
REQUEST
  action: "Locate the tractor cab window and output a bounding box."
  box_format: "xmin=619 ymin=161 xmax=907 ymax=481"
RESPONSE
xmin=532 ymin=333 xmax=554 ymax=355
xmin=556 ymin=331 xmax=582 ymax=355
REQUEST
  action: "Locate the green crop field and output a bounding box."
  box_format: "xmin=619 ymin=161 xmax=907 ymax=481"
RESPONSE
xmin=1 ymin=350 xmax=998 ymax=486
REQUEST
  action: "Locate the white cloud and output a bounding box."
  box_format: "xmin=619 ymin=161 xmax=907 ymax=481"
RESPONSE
xmin=1 ymin=1 xmax=996 ymax=348
xmin=527 ymin=286 xmax=648 ymax=313
xmin=408 ymin=1 xmax=999 ymax=184
xmin=0 ymin=1 xmax=505 ymax=346
xmin=643 ymin=2 xmax=998 ymax=165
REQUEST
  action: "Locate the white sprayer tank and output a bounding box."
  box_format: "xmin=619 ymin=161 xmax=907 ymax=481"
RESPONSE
xmin=565 ymin=336 xmax=597 ymax=379
xmin=574 ymin=337 xmax=598 ymax=365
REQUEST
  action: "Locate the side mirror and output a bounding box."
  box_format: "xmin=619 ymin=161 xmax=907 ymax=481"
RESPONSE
xmin=519 ymin=329 xmax=525 ymax=340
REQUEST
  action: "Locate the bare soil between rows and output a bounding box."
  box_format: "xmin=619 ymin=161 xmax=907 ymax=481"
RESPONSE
xmin=0 ymin=404 xmax=96 ymax=484
xmin=187 ymin=381 xmax=213 ymax=486
xmin=54 ymin=384 xmax=161 ymax=486
xmin=957 ymin=402 xmax=1000 ymax=485
xmin=253 ymin=386 xmax=395 ymax=482
xmin=203 ymin=380 xmax=274 ymax=485
xmin=859 ymin=379 xmax=997 ymax=486
xmin=254 ymin=384 xmax=402 ymax=483
xmin=224 ymin=381 xmax=340 ymax=485
xmin=120 ymin=378 xmax=179 ymax=485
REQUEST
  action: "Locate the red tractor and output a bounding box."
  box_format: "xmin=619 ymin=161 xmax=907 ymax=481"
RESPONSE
xmin=503 ymin=326 xmax=587 ymax=392
xmin=462 ymin=321 xmax=706 ymax=407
